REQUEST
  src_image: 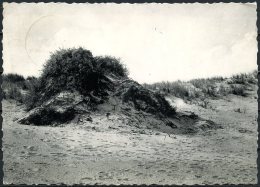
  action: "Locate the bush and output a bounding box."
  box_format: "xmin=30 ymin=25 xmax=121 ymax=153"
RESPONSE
xmin=19 ymin=107 xmax=76 ymax=126
xmin=210 ymin=76 xmax=225 ymax=82
xmin=121 ymin=83 xmax=176 ymax=116
xmin=230 ymin=74 xmax=246 ymax=84
xmin=26 ymin=76 xmax=37 ymax=81
xmin=39 ymin=47 xmax=94 ymax=97
xmin=3 ymin=73 xmax=25 ymax=83
xmin=25 ymin=47 xmax=128 ymax=108
xmin=230 ymin=72 xmax=257 ymax=85
xmin=94 ymin=56 xmax=128 ymax=77
xmin=230 ymin=85 xmax=247 ymax=97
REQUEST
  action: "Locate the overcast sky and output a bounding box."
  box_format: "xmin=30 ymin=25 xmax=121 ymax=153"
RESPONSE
xmin=3 ymin=3 xmax=257 ymax=83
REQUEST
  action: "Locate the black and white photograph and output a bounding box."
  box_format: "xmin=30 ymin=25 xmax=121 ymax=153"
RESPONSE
xmin=2 ymin=2 xmax=258 ymax=185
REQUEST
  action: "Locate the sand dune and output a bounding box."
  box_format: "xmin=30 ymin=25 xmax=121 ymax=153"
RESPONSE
xmin=3 ymin=87 xmax=257 ymax=184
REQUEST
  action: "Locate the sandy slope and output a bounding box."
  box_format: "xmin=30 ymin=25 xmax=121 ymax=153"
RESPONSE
xmin=3 ymin=88 xmax=257 ymax=184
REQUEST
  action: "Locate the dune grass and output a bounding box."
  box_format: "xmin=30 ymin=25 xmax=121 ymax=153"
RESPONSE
xmin=143 ymin=70 xmax=257 ymax=102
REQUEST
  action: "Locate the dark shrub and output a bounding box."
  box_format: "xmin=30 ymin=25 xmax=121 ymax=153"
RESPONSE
xmin=19 ymin=107 xmax=76 ymax=126
xmin=94 ymin=56 xmax=128 ymax=77
xmin=211 ymin=76 xmax=225 ymax=82
xmin=39 ymin=47 xmax=94 ymax=98
xmin=230 ymin=85 xmax=247 ymax=97
xmin=122 ymin=84 xmax=176 ymax=116
xmin=40 ymin=48 xmax=106 ymax=98
xmin=230 ymin=73 xmax=250 ymax=84
xmin=26 ymin=47 xmax=128 ymax=108
xmin=3 ymin=73 xmax=25 ymax=83
xmin=26 ymin=76 xmax=37 ymax=81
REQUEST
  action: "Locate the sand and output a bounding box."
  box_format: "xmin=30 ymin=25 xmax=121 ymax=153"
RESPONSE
xmin=3 ymin=87 xmax=257 ymax=184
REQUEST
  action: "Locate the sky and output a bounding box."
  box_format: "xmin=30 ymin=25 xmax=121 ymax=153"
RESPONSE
xmin=3 ymin=3 xmax=257 ymax=84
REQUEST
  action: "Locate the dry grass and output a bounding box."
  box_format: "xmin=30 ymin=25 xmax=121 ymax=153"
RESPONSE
xmin=2 ymin=73 xmax=40 ymax=108
xmin=143 ymin=70 xmax=257 ymax=103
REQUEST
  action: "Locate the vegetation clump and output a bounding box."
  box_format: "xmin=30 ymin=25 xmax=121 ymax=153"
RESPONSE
xmin=3 ymin=73 xmax=25 ymax=83
xmin=121 ymin=83 xmax=176 ymax=116
xmin=36 ymin=48 xmax=128 ymax=102
xmin=4 ymin=47 xmax=176 ymax=125
xmin=18 ymin=107 xmax=76 ymax=126
xmin=143 ymin=70 xmax=257 ymax=103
